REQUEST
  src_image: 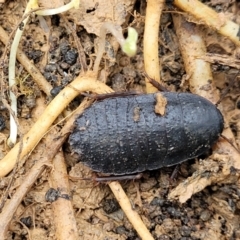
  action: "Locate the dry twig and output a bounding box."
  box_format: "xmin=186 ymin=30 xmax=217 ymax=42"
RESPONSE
xmin=144 ymin=0 xmax=165 ymax=93
xmin=49 ymin=151 xmax=79 ymax=240
xmin=173 ymin=0 xmax=240 ymax=46
xmin=108 ymin=182 xmax=154 ymax=240
xmin=200 ymin=53 xmax=240 ymax=69
xmin=172 ymin=14 xmax=218 ymax=103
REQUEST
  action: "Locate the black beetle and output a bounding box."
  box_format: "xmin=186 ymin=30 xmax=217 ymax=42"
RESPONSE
xmin=69 ymin=92 xmax=224 ymax=175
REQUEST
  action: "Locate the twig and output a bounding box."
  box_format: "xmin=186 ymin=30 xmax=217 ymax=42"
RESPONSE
xmin=172 ymin=14 xmax=218 ymax=103
xmin=144 ymin=0 xmax=165 ymax=93
xmin=200 ymin=53 xmax=240 ymax=69
xmin=108 ymin=182 xmax=154 ymax=240
xmin=173 ymin=0 xmax=240 ymax=46
xmin=49 ymin=151 xmax=79 ymax=239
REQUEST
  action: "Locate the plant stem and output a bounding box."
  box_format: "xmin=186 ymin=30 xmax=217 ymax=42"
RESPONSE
xmin=172 ymin=14 xmax=218 ymax=103
xmin=7 ymin=0 xmax=38 ymax=147
xmin=36 ymin=0 xmax=79 ymax=15
xmin=108 ymin=181 xmax=154 ymax=240
xmin=173 ymin=0 xmax=240 ymax=46
xmin=93 ymin=22 xmax=138 ymax=74
xmin=144 ymin=0 xmax=164 ymax=93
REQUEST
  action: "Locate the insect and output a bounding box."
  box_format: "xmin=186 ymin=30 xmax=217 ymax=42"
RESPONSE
xmin=69 ymin=92 xmax=224 ymax=175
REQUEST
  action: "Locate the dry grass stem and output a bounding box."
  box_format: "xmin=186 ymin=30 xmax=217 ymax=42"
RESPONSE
xmin=172 ymin=15 xmax=218 ymax=103
xmin=144 ymin=0 xmax=165 ymax=93
xmin=7 ymin=1 xmax=41 ymax=146
xmin=108 ymin=181 xmax=154 ymax=240
xmin=49 ymin=151 xmax=79 ymax=240
xmin=173 ymin=0 xmax=240 ymax=46
xmin=200 ymin=53 xmax=240 ymax=69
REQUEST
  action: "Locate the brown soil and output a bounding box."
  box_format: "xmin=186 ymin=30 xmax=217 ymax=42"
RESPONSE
xmin=0 ymin=0 xmax=240 ymax=239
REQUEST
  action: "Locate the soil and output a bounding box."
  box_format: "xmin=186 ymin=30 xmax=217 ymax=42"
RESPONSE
xmin=0 ymin=0 xmax=240 ymax=239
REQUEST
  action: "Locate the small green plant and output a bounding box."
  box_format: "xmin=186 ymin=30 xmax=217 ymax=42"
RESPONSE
xmin=93 ymin=22 xmax=138 ymax=73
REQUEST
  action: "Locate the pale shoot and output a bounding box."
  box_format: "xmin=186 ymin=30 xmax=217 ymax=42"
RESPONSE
xmin=93 ymin=22 xmax=138 ymax=73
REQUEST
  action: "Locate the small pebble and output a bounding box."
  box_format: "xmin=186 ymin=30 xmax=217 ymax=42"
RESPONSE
xmin=101 ymin=198 xmax=120 ymax=214
xmin=64 ymin=49 xmax=78 ymax=65
xmin=50 ymin=86 xmax=63 ymax=97
xmin=45 ymin=188 xmax=60 ymax=202
xmin=20 ymin=216 xmax=32 ymax=228
xmin=45 ymin=64 xmax=57 ymax=73
xmin=180 ymin=226 xmax=191 ymax=237
xmin=200 ymin=209 xmax=211 ymax=222
xmin=59 ymin=41 xmax=70 ymax=55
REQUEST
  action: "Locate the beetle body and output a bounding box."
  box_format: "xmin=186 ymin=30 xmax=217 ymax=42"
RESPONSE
xmin=69 ymin=92 xmax=224 ymax=175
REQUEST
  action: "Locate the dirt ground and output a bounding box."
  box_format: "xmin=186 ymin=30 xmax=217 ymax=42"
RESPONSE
xmin=0 ymin=0 xmax=240 ymax=239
